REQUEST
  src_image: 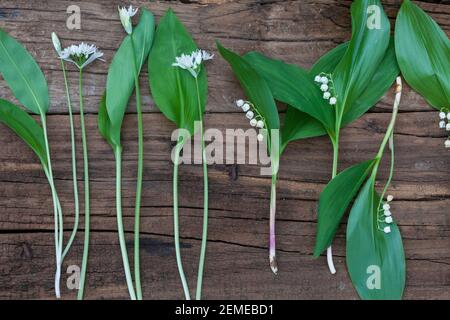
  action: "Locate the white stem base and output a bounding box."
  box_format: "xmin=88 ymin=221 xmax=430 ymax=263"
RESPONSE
xmin=327 ymin=246 xmax=336 ymax=274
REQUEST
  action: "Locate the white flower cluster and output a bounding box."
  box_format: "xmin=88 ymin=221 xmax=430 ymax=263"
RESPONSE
xmin=379 ymin=195 xmax=394 ymax=234
xmin=235 ymin=99 xmax=265 ymax=142
xmin=438 ymin=109 xmax=450 ymax=148
xmin=314 ymin=73 xmax=337 ymax=106
xmin=118 ymin=5 xmax=138 ymax=35
xmin=52 ymin=32 xmax=104 ymax=70
xmin=172 ymin=50 xmax=214 ymax=78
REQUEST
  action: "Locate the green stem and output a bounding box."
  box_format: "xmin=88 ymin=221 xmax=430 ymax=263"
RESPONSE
xmin=194 ymin=77 xmax=208 ymax=300
xmin=41 ymin=115 xmax=63 ymax=298
xmin=61 ymin=60 xmax=80 ymax=260
xmin=115 ymin=147 xmax=137 ymax=300
xmin=130 ymin=36 xmax=143 ymax=300
xmin=77 ymin=69 xmax=90 ymax=300
xmin=173 ymin=138 xmax=191 ymax=300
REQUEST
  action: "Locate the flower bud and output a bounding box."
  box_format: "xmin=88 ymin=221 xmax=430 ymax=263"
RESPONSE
xmin=250 ymin=119 xmax=257 ymax=127
xmin=329 ymin=97 xmax=337 ymax=105
xmin=236 ymin=99 xmax=244 ymax=107
xmin=383 ymin=226 xmax=391 ymax=234
xmin=51 ymin=32 xmax=61 ymax=53
xmin=320 ymin=84 xmax=328 ymax=92
xmin=246 ymin=111 xmax=254 ymax=120
xmin=256 ymin=120 xmax=264 ymax=128
xmin=385 ymin=216 xmax=393 ymax=224
xmin=242 ymin=103 xmax=250 ymax=112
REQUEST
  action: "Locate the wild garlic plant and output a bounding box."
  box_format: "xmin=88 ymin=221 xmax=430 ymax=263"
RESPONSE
xmin=0 ymin=28 xmax=70 ymax=298
xmin=98 ymin=6 xmax=154 ymax=300
xmin=51 ymin=32 xmax=104 ymax=299
xmin=148 ymin=9 xmax=212 ymax=300
xmin=395 ymin=0 xmax=450 ymax=150
xmin=244 ymin=0 xmax=398 ymax=274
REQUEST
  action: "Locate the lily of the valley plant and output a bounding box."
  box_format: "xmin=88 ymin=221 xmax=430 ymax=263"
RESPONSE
xmin=0 ymin=28 xmax=75 ymax=298
xmin=148 ymin=9 xmax=212 ymax=300
xmin=98 ymin=6 xmax=154 ymax=300
xmin=51 ymin=32 xmax=104 ymax=299
xmin=244 ymin=0 xmax=399 ymax=275
xmin=395 ymin=0 xmax=450 ymax=149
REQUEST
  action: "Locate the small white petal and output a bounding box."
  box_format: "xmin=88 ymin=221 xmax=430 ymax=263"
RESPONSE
xmin=385 ymin=216 xmax=393 ymax=224
xmin=250 ymin=119 xmax=257 ymax=127
xmin=329 ymin=97 xmax=337 ymax=105
xmin=242 ymin=103 xmax=250 ymax=112
xmin=246 ymin=111 xmax=254 ymax=120
xmin=387 ymin=195 xmax=394 ymax=202
xmin=440 ymin=121 xmax=446 ymax=129
xmin=323 ymin=92 xmax=331 ymax=100
xmin=256 ymin=120 xmax=264 ymax=128
xmin=383 ymin=226 xmax=391 ymax=234
xmin=320 ymin=84 xmax=328 ymax=92
xmin=236 ymin=99 xmax=244 ymax=107
xmin=439 ymin=112 xmax=446 ymax=119
xmin=257 ymin=133 xmax=264 ymax=142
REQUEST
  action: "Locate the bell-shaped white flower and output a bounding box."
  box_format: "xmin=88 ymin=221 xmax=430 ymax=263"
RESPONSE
xmin=320 ymin=76 xmax=328 ymax=84
xmin=256 ymin=120 xmax=264 ymax=128
xmin=387 ymin=195 xmax=394 ymax=202
xmin=384 ymin=210 xmax=392 ymax=217
xmin=314 ymin=75 xmax=321 ymax=83
xmin=242 ymin=103 xmax=250 ymax=112
xmin=250 ymin=119 xmax=257 ymax=127
xmin=323 ymin=92 xmax=331 ymax=100
xmin=445 ymin=139 xmax=450 ymax=148
xmin=383 ymin=203 xmax=390 ymax=211
xmin=385 ymin=216 xmax=393 ymax=224
xmin=320 ymin=84 xmax=328 ymax=92
xmin=118 ymin=5 xmax=138 ymax=35
xmin=246 ymin=111 xmax=254 ymax=120
xmin=446 ymin=123 xmax=450 ymax=131
xmin=236 ymin=99 xmax=244 ymax=107
xmin=329 ymin=97 xmax=337 ymax=105
xmin=440 ymin=121 xmax=446 ymax=129
xmin=383 ymin=226 xmax=391 ymax=234
xmin=439 ymin=111 xmax=446 ymax=119
xmin=447 ymin=113 xmax=450 ymax=120
xmin=257 ymin=133 xmax=264 ymax=142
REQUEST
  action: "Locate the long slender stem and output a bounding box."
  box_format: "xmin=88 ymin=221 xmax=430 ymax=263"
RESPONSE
xmin=114 ymin=147 xmax=137 ymax=300
xmin=60 ymin=60 xmax=80 ymax=260
xmin=269 ymin=173 xmax=278 ymax=274
xmin=173 ymin=138 xmax=191 ymax=300
xmin=326 ymin=135 xmax=339 ymax=275
xmin=130 ymin=36 xmax=143 ymax=300
xmin=194 ymin=77 xmax=208 ymax=300
xmin=77 ymin=69 xmax=90 ymax=300
xmin=41 ymin=115 xmax=63 ymax=298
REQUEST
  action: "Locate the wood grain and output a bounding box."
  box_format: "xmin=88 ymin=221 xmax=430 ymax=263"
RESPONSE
xmin=0 ymin=0 xmax=449 ymax=299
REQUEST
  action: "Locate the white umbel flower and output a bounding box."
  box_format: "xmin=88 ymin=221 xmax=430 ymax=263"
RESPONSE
xmin=118 ymin=5 xmax=138 ymax=35
xmin=58 ymin=42 xmax=104 ymax=69
xmin=383 ymin=226 xmax=391 ymax=234
xmin=250 ymin=119 xmax=257 ymax=127
xmin=323 ymin=92 xmax=331 ymax=100
xmin=256 ymin=120 xmax=264 ymax=128
xmin=445 ymin=139 xmax=450 ymax=148
xmin=246 ymin=111 xmax=254 ymax=120
xmin=172 ymin=49 xmax=214 ymax=78
xmin=439 ymin=111 xmax=446 ymax=119
xmin=236 ymin=99 xmax=244 ymax=107
xmin=440 ymin=121 xmax=446 ymax=129
xmin=320 ymin=84 xmax=328 ymax=92
xmin=385 ymin=216 xmax=393 ymax=224
xmin=329 ymin=97 xmax=337 ymax=105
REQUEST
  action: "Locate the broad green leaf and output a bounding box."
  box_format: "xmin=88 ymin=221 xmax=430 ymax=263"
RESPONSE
xmin=333 ymin=0 xmax=390 ymax=115
xmin=346 ymin=179 xmax=405 ymax=300
xmin=281 ymin=108 xmax=327 ymax=151
xmin=98 ymin=93 xmax=120 ymax=150
xmin=106 ymin=8 xmax=154 ymax=128
xmin=0 ymin=28 xmax=49 ymax=115
xmin=243 ymin=51 xmax=332 ymax=131
xmin=0 ymin=99 xmax=48 ymax=168
xmin=309 ymin=42 xmax=349 ymax=77
xmin=218 ymin=43 xmax=279 ymax=131
xmin=314 ymin=159 xmax=376 ymax=257
xmin=395 ymin=0 xmax=450 ymax=110
xmin=148 ymin=9 xmax=207 ymax=134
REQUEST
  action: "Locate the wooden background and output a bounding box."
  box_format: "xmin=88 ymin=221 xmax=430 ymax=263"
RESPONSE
xmin=0 ymin=0 xmax=448 ymax=300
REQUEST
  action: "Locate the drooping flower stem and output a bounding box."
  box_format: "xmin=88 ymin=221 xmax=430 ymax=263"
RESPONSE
xmin=40 ymin=114 xmax=63 ymax=298
xmin=269 ymin=173 xmax=278 ymax=274
xmin=194 ymin=77 xmax=209 ymax=300
xmin=173 ymin=137 xmax=191 ymax=300
xmin=77 ymin=69 xmax=91 ymax=299
xmin=60 ymin=60 xmax=80 ymax=262
xmin=130 ymin=35 xmax=144 ymax=300
xmin=114 ymin=146 xmax=137 ymax=300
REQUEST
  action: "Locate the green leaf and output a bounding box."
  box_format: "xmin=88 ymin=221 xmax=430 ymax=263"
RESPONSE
xmin=243 ymin=51 xmax=331 ymax=131
xmin=98 ymin=93 xmax=120 ymax=150
xmin=395 ymin=0 xmax=450 ymax=110
xmin=0 ymin=99 xmax=48 ymax=169
xmin=218 ymin=43 xmax=279 ymax=131
xmin=314 ymin=159 xmax=376 ymax=257
xmin=309 ymin=42 xmax=349 ymax=77
xmin=0 ymin=28 xmax=49 ymax=115
xmin=148 ymin=8 xmax=207 ymax=134
xmin=346 ymin=179 xmax=405 ymax=300
xmin=106 ymin=8 xmax=154 ymax=128
xmin=333 ymin=0 xmax=390 ymax=115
